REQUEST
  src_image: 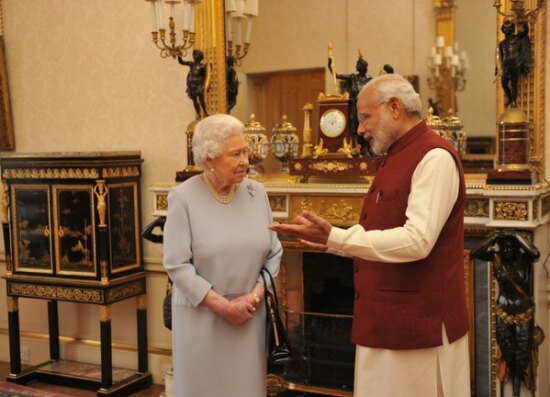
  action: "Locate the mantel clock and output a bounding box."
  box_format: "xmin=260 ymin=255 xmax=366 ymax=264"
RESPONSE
xmin=314 ymin=93 xmax=359 ymax=157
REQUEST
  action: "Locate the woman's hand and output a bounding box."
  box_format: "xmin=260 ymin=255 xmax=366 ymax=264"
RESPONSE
xmin=221 ymin=300 xmax=255 ymax=325
xmin=234 ymin=282 xmax=265 ymax=310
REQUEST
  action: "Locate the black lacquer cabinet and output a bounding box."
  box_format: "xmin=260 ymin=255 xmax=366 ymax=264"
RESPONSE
xmin=1 ymin=152 xmax=151 ymax=396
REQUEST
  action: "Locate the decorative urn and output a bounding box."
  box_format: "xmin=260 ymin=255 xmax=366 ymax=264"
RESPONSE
xmin=243 ymin=113 xmax=269 ymax=176
xmin=442 ymin=110 xmax=466 ymax=157
xmin=270 ymin=115 xmax=299 ymax=173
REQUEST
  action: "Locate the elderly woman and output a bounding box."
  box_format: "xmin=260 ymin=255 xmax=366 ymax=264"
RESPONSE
xmin=163 ymin=113 xmax=282 ymax=397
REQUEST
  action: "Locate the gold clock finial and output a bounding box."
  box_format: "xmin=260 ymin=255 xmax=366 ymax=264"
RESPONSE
xmin=327 ymin=41 xmax=338 ymax=95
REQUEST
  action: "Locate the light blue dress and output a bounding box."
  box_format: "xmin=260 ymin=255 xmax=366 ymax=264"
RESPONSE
xmin=163 ymin=175 xmax=282 ymax=397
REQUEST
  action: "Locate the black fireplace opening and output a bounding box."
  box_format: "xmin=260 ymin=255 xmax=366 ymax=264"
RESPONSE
xmin=285 ymin=252 xmax=356 ymax=391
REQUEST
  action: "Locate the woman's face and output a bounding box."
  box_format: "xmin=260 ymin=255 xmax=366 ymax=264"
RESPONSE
xmin=207 ymin=133 xmax=249 ymax=187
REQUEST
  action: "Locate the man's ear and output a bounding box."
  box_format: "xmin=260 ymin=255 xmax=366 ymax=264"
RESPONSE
xmin=388 ymin=97 xmax=401 ymax=119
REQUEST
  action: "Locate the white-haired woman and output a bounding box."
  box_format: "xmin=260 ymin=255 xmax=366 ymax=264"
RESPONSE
xmin=163 ymin=113 xmax=282 ymax=397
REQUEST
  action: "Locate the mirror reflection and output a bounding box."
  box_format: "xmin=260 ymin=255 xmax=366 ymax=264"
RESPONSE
xmin=229 ymin=0 xmax=497 ymax=172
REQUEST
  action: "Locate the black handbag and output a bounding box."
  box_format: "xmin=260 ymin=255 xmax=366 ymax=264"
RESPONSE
xmin=163 ymin=278 xmax=173 ymax=330
xmin=260 ymin=268 xmax=292 ymax=365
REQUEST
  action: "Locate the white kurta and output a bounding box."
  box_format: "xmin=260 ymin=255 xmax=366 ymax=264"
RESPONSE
xmin=327 ymin=149 xmax=470 ymax=397
xmin=163 ymin=176 xmax=282 ymax=397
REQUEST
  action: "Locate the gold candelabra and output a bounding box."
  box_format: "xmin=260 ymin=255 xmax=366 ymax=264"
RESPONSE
xmin=224 ymin=0 xmax=257 ymax=65
xmin=493 ymin=0 xmax=546 ymax=21
xmin=145 ymin=0 xmax=200 ymax=59
xmin=427 ymin=35 xmax=468 ymax=114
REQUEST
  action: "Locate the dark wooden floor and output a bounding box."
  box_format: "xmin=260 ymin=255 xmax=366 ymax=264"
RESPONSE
xmin=0 ymin=362 xmax=164 ymax=396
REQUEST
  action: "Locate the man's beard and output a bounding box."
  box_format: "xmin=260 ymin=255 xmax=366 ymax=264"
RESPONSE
xmin=370 ymin=114 xmax=397 ymax=155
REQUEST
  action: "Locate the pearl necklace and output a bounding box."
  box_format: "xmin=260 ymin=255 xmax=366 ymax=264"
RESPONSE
xmin=202 ymin=173 xmax=236 ymax=204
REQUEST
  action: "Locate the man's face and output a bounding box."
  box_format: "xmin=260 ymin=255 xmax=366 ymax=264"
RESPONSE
xmin=356 ymin=88 xmax=398 ymax=155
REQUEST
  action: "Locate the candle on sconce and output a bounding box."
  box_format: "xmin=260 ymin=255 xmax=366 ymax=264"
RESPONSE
xmin=451 ymin=54 xmax=459 ymax=66
xmin=436 ymin=35 xmax=445 ymax=48
xmin=444 ymin=46 xmax=453 ymax=58
xmin=243 ymin=0 xmax=258 ymax=45
xmin=236 ymin=18 xmax=242 ymax=46
xmin=226 ymin=14 xmax=233 ymax=41
xmin=170 ymin=2 xmax=176 ymax=18
xmin=149 ymin=0 xmax=158 ymax=31
xmin=182 ymin=1 xmax=190 ymax=31
xmin=434 ymin=54 xmax=442 ymax=66
xmin=189 ymin=4 xmax=195 ymax=32
xmin=245 ymin=18 xmax=253 ymax=44
xmin=156 ymin=0 xmax=165 ymax=30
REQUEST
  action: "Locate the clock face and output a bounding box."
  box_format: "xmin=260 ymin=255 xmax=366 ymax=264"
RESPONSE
xmin=320 ymin=109 xmax=347 ymax=138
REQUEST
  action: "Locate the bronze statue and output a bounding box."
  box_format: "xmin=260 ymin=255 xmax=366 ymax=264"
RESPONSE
xmin=498 ymin=20 xmax=532 ymax=108
xmin=226 ymin=55 xmax=239 ymax=113
xmin=178 ymin=49 xmax=209 ymax=119
xmin=472 ymin=230 xmax=542 ymax=397
xmin=328 ymin=54 xmax=372 ymax=156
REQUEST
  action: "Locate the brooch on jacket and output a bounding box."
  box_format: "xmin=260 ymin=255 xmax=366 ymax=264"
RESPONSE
xmin=247 ymin=183 xmax=255 ymax=197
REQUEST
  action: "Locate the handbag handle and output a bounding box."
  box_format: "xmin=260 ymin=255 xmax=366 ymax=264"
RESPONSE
xmin=260 ymin=268 xmax=282 ymax=347
xmin=260 ymin=267 xmax=280 ymax=308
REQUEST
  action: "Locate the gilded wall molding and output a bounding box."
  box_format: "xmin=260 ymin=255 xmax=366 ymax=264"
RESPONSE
xmin=0 ymin=328 xmax=172 ymax=357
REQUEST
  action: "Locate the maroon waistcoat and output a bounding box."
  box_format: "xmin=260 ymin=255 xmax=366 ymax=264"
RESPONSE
xmin=351 ymin=121 xmax=469 ymax=350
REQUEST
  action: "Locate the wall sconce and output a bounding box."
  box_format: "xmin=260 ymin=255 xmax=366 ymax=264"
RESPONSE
xmin=427 ymin=35 xmax=468 ymax=114
xmin=145 ymin=0 xmax=200 ymax=59
xmin=225 ymin=0 xmax=257 ymax=65
xmin=493 ymin=0 xmax=546 ymax=21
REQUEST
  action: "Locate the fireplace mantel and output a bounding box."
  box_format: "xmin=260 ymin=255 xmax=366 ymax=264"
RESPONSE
xmin=150 ymin=174 xmax=550 ymax=230
xmin=148 ymin=173 xmax=550 ymax=397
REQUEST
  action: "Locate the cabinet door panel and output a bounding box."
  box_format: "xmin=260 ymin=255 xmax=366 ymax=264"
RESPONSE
xmin=108 ymin=183 xmax=141 ymax=273
xmin=11 ymin=185 xmax=53 ymax=273
xmin=53 ymin=185 xmax=97 ymax=276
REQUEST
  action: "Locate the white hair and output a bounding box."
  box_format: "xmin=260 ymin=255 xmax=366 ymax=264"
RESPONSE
xmin=192 ymin=114 xmax=245 ymax=168
xmin=360 ymin=74 xmax=422 ymax=116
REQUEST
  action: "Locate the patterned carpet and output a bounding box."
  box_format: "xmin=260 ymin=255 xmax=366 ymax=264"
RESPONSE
xmin=0 ymin=382 xmax=69 ymax=397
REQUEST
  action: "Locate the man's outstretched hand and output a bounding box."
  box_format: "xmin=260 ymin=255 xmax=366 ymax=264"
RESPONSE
xmin=269 ymin=210 xmax=332 ymax=248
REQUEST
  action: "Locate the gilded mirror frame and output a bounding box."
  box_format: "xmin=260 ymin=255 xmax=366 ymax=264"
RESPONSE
xmin=195 ymin=0 xmax=227 ymax=114
xmin=494 ymin=1 xmax=547 ymax=174
xmin=434 ymin=2 xmax=547 ymax=397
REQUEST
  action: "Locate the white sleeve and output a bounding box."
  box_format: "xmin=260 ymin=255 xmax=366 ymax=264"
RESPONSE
xmin=326 ymin=148 xmax=459 ymax=263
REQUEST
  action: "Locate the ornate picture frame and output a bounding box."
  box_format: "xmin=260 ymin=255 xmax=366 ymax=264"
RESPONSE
xmin=0 ymin=36 xmax=14 ymax=150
